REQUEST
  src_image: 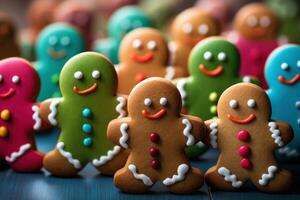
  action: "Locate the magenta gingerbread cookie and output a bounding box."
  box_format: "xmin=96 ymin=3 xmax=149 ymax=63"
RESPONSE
xmin=0 ymin=58 xmax=44 ymax=172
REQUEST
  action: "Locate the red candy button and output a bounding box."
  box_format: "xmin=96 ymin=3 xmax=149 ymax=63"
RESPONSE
xmin=240 ymin=158 xmax=252 ymax=169
xmin=150 ymin=132 xmax=160 ymax=143
xmin=149 ymin=147 xmax=159 ymax=157
xmin=237 ymin=130 xmax=250 ymax=142
xmin=151 ymin=159 xmax=160 ymax=170
xmin=238 ymin=145 xmax=251 ymax=157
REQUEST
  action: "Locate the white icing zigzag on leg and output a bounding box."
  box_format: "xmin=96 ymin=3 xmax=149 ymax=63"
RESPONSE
xmin=128 ymin=164 xmax=153 ymax=186
xmin=176 ymin=79 xmax=187 ymax=106
xmin=57 ymin=142 xmax=81 ymax=169
xmin=258 ymin=165 xmax=278 ymax=186
xmin=268 ymin=122 xmax=284 ymax=147
xmin=218 ymin=167 xmax=243 ymax=188
xmin=48 ymin=99 xmax=60 ymax=126
xmin=182 ymin=119 xmax=195 ymax=146
xmin=32 ymin=105 xmax=42 ymax=130
xmin=116 ymin=96 xmax=127 ymax=118
xmin=209 ymin=122 xmax=218 ymax=148
xmin=119 ymin=123 xmax=129 ymax=149
xmin=163 ymin=164 xmax=189 ymax=186
xmin=92 ymin=146 xmax=121 ymax=167
xmin=5 ymin=143 xmax=31 ymax=163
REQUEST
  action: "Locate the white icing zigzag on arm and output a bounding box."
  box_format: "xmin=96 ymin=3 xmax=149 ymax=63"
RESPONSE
xmin=182 ymin=119 xmax=195 ymax=146
xmin=92 ymin=146 xmax=121 ymax=167
xmin=32 ymin=105 xmax=42 ymax=130
xmin=165 ymin=66 xmax=175 ymax=80
xmin=218 ymin=167 xmax=243 ymax=188
xmin=163 ymin=164 xmax=189 ymax=186
xmin=268 ymin=122 xmax=284 ymax=147
xmin=176 ymin=79 xmax=187 ymax=106
xmin=258 ymin=165 xmax=278 ymax=186
xmin=209 ymin=122 xmax=218 ymax=148
xmin=57 ymin=142 xmax=81 ymax=169
xmin=119 ymin=123 xmax=129 ymax=149
xmin=5 ymin=143 xmax=31 ymax=163
xmin=116 ymin=96 xmax=127 ymax=118
xmin=128 ymin=164 xmax=153 ymax=186
xmin=48 ymin=99 xmax=60 ymax=126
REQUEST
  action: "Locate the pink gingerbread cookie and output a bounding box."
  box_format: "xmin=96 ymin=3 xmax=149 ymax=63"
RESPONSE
xmin=0 ymin=58 xmax=44 ymax=172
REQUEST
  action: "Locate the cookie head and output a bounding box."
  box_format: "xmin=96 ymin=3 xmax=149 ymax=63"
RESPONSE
xmin=188 ymin=37 xmax=240 ymax=79
xmin=0 ymin=58 xmax=40 ymax=101
xmin=0 ymin=13 xmax=15 ymax=42
xmin=171 ymin=8 xmax=220 ymax=47
xmin=128 ymin=78 xmax=181 ymax=120
xmin=234 ymin=3 xmax=279 ymax=40
xmin=59 ymin=52 xmax=117 ymax=99
xmin=36 ymin=23 xmax=84 ymax=61
xmin=108 ymin=6 xmax=152 ymax=41
xmin=218 ymin=83 xmax=270 ymax=125
xmin=120 ymin=28 xmax=168 ymax=65
xmin=265 ymin=45 xmax=300 ymax=90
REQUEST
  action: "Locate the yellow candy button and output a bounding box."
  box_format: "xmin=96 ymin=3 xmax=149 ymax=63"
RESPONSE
xmin=1 ymin=109 xmax=10 ymax=121
xmin=0 ymin=126 xmax=8 ymax=138
xmin=210 ymin=105 xmax=217 ymax=114
xmin=209 ymin=92 xmax=218 ymax=102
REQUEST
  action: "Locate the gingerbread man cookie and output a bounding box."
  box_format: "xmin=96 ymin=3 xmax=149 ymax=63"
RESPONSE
xmin=118 ymin=28 xmax=185 ymax=95
xmin=35 ymin=23 xmax=85 ymax=101
xmin=0 ymin=58 xmax=44 ymax=172
xmin=108 ymin=77 xmax=208 ymax=193
xmin=170 ymin=8 xmax=220 ymax=73
xmin=265 ymin=45 xmax=300 ymax=161
xmin=43 ymin=52 xmax=128 ymax=177
xmin=205 ymin=83 xmax=293 ymax=193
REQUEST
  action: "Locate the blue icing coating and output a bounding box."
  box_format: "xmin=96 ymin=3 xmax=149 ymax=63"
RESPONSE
xmin=265 ymin=44 xmax=300 ymax=160
xmin=35 ymin=23 xmax=85 ymax=101
xmin=82 ymin=123 xmax=92 ymax=134
xmin=83 ymin=137 xmax=92 ymax=147
xmin=93 ymin=6 xmax=153 ymax=64
xmin=82 ymin=107 xmax=92 ymax=118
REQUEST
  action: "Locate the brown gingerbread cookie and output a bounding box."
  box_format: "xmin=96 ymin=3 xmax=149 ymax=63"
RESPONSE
xmin=117 ymin=28 xmax=185 ymax=95
xmin=107 ymin=77 xmax=208 ymax=193
xmin=205 ymin=83 xmax=293 ymax=193
xmin=170 ymin=8 xmax=220 ymax=73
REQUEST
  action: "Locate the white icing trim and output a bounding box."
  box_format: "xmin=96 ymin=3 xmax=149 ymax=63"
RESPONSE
xmin=57 ymin=142 xmax=81 ymax=169
xmin=218 ymin=167 xmax=243 ymax=188
xmin=32 ymin=105 xmax=42 ymax=130
xmin=268 ymin=122 xmax=284 ymax=147
xmin=48 ymin=99 xmax=60 ymax=126
xmin=168 ymin=42 xmax=176 ymax=66
xmin=163 ymin=164 xmax=189 ymax=186
xmin=165 ymin=66 xmax=175 ymax=80
xmin=128 ymin=164 xmax=153 ymax=186
xmin=5 ymin=143 xmax=31 ymax=163
xmin=258 ymin=165 xmax=278 ymax=186
xmin=116 ymin=96 xmax=127 ymax=118
xmin=278 ymin=147 xmax=300 ymax=158
xmin=92 ymin=146 xmax=121 ymax=167
xmin=209 ymin=122 xmax=218 ymax=148
xmin=182 ymin=119 xmax=195 ymax=146
xmin=119 ymin=123 xmax=129 ymax=149
xmin=176 ymin=79 xmax=187 ymax=106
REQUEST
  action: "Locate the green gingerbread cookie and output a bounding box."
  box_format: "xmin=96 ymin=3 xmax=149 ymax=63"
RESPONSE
xmin=175 ymin=37 xmax=257 ymax=158
xmin=43 ymin=52 xmax=128 ymax=177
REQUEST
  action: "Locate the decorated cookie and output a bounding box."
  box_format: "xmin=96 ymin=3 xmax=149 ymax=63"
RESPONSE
xmin=170 ymin=8 xmax=220 ymax=73
xmin=108 ymin=77 xmax=208 ymax=193
xmin=231 ymin=3 xmax=281 ymax=88
xmin=265 ymin=45 xmax=300 ymax=161
xmin=118 ymin=28 xmax=185 ymax=95
xmin=93 ymin=6 xmax=153 ymax=64
xmin=175 ymin=37 xmax=257 ymax=158
xmin=35 ymin=23 xmax=85 ymax=101
xmin=43 ymin=52 xmax=128 ymax=177
xmin=0 ymin=58 xmax=44 ymax=172
xmin=0 ymin=12 xmax=20 ymax=60
xmin=205 ymin=83 xmax=293 ymax=193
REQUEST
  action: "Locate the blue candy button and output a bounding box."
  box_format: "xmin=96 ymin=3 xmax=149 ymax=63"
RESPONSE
xmin=82 ymin=108 xmax=92 ymax=118
xmin=82 ymin=123 xmax=92 ymax=133
xmin=83 ymin=137 xmax=92 ymax=147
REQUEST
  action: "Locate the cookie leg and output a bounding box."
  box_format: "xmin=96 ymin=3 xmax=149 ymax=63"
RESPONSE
xmin=9 ymin=149 xmax=44 ymax=172
xmin=166 ymin=167 xmax=204 ymax=194
xmin=205 ymin=166 xmax=244 ymax=191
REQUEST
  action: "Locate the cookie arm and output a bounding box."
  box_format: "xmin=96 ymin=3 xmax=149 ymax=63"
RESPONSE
xmin=107 ymin=118 xmax=131 ymax=149
xmin=267 ymin=121 xmax=294 ymax=149
xmin=39 ymin=98 xmax=61 ymax=127
xmin=115 ymin=95 xmax=128 ymax=118
xmin=204 ymin=119 xmax=219 ymax=149
xmin=275 ymin=121 xmax=294 ymax=146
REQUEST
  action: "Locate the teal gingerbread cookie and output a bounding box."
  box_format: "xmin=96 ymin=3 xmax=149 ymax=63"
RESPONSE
xmin=93 ymin=6 xmax=153 ymax=64
xmin=35 ymin=23 xmax=85 ymax=101
xmin=43 ymin=52 xmax=128 ymax=177
xmin=175 ymin=37 xmax=257 ymax=158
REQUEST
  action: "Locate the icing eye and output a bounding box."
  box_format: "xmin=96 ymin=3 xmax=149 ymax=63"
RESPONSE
xmin=147 ymin=40 xmax=157 ymax=50
xmin=92 ymin=70 xmax=100 ymax=79
xmin=132 ymin=39 xmax=142 ymax=49
xmin=0 ymin=74 xmax=3 ymax=83
xmin=61 ymin=37 xmax=71 ymax=46
xmin=247 ymin=99 xmax=256 ymax=108
xmin=260 ymin=16 xmax=271 ymax=27
xmin=74 ymin=71 xmax=83 ymax=80
xmin=182 ymin=23 xmax=192 ymax=34
xmin=160 ymin=97 xmax=168 ymax=106
xmin=229 ymin=99 xmax=238 ymax=109
xmin=217 ymin=52 xmax=226 ymax=61
xmin=281 ymin=63 xmax=289 ymax=71
xmin=144 ymin=98 xmax=152 ymax=106
xmin=297 ymin=60 xmax=300 ymax=68
xmin=48 ymin=36 xmax=58 ymax=46
xmin=247 ymin=16 xmax=258 ymax=27
xmin=12 ymin=75 xmax=20 ymax=84
xmin=203 ymin=51 xmax=213 ymax=61
xmin=198 ymin=24 xmax=209 ymax=35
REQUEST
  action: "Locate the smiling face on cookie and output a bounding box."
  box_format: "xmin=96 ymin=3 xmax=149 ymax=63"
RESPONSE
xmin=120 ymin=28 xmax=168 ymax=66
xmin=217 ymin=83 xmax=270 ymax=124
xmin=172 ymin=8 xmax=220 ymax=47
xmin=234 ymin=3 xmax=279 ymax=40
xmin=128 ymin=78 xmax=181 ymax=120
